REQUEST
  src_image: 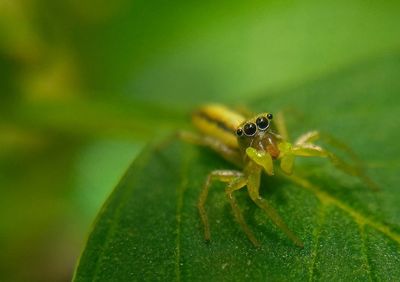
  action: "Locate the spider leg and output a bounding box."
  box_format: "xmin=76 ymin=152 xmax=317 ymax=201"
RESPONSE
xmin=316 ymin=133 xmax=378 ymax=190
xmin=246 ymin=164 xmax=304 ymax=247
xmin=281 ymin=132 xmax=378 ymax=190
xmin=179 ymin=131 xmax=242 ymax=167
xmin=274 ymin=111 xmax=290 ymax=141
xmin=198 ymin=170 xmax=243 ymax=241
xmin=224 ymin=177 xmax=261 ymax=247
xmin=294 ymin=130 xmax=321 ymax=145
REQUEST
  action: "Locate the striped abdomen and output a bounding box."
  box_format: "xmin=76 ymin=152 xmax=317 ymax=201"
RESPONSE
xmin=192 ymin=104 xmax=245 ymax=148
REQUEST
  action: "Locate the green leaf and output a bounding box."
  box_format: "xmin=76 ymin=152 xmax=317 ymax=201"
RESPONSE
xmin=62 ymin=1 xmax=400 ymax=106
xmin=74 ymin=54 xmax=400 ymax=281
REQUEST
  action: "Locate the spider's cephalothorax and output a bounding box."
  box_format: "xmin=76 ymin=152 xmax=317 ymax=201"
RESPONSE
xmin=236 ymin=113 xmax=281 ymax=160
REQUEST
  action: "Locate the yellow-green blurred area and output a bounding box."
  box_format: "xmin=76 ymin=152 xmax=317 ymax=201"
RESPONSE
xmin=0 ymin=0 xmax=399 ymax=281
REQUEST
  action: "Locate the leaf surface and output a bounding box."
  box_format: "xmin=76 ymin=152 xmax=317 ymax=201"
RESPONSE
xmin=74 ymin=54 xmax=400 ymax=281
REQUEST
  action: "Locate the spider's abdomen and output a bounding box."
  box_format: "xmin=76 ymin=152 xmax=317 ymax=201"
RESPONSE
xmin=192 ymin=104 xmax=245 ymax=149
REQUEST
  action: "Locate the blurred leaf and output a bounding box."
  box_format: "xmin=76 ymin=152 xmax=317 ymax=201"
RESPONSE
xmin=73 ymin=53 xmax=400 ymax=281
xmin=72 ymin=139 xmax=143 ymax=224
xmin=3 ymin=98 xmax=188 ymax=141
xmin=67 ymin=0 xmax=400 ymax=105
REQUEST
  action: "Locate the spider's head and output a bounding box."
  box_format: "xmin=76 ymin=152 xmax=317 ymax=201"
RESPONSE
xmin=235 ymin=113 xmax=274 ymax=151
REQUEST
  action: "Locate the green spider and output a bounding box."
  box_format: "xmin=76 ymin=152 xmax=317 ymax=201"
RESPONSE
xmin=181 ymin=104 xmax=375 ymax=247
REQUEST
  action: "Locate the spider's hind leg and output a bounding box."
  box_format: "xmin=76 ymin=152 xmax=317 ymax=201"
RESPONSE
xmin=178 ymin=131 xmax=242 ymax=167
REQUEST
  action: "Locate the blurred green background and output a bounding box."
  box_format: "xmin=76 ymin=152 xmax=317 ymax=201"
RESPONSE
xmin=1 ymin=1 xmax=399 ymax=281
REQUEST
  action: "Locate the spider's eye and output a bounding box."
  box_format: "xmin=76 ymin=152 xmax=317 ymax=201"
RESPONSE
xmin=267 ymin=113 xmax=273 ymax=120
xmin=256 ymin=116 xmax=269 ymax=130
xmin=243 ymin=123 xmax=257 ymax=136
xmin=236 ymin=128 xmax=243 ymax=137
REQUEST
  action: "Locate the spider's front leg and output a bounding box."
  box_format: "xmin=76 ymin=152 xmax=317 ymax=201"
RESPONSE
xmin=278 ymin=131 xmax=378 ymax=190
xmin=198 ymin=170 xmax=260 ymax=246
xmin=198 ymin=170 xmax=240 ymax=241
xmin=277 ymin=131 xmax=326 ymax=175
xmin=278 ymin=130 xmax=346 ymax=175
xmin=243 ymin=154 xmax=304 ymax=247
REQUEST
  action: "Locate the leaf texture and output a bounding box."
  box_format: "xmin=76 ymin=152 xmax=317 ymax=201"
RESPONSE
xmin=74 ymin=54 xmax=400 ymax=281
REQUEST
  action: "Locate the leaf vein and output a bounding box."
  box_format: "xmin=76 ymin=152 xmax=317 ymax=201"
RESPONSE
xmin=287 ymin=175 xmax=400 ymax=245
xmin=308 ymin=203 xmax=328 ymax=282
xmin=358 ymin=223 xmax=373 ymax=281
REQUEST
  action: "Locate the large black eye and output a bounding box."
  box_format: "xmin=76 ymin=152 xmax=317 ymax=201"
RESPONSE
xmin=236 ymin=128 xmax=243 ymax=137
xmin=256 ymin=116 xmax=269 ymax=130
xmin=243 ymin=123 xmax=257 ymax=136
